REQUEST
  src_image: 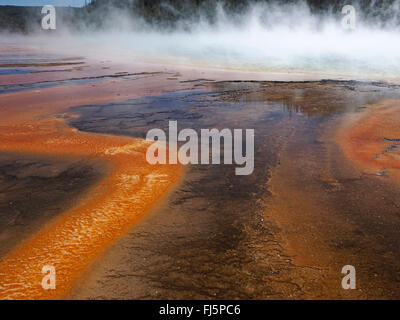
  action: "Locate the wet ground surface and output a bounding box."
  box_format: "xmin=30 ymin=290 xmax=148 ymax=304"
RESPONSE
xmin=0 ymin=72 xmax=156 ymax=94
xmin=0 ymin=49 xmax=169 ymax=94
xmin=1 ymin=44 xmax=400 ymax=300
xmin=68 ymin=81 xmax=400 ymax=299
xmin=0 ymin=153 xmax=106 ymax=258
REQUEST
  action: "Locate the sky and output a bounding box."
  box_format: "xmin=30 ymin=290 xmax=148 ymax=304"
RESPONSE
xmin=0 ymin=0 xmax=87 ymax=6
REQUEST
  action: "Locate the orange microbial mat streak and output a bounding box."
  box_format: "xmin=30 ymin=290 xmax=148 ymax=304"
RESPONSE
xmin=0 ymin=81 xmax=183 ymax=299
xmin=337 ymin=99 xmax=400 ymax=182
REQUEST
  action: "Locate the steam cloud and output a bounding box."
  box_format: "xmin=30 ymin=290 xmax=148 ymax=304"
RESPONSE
xmin=2 ymin=0 xmax=400 ymax=79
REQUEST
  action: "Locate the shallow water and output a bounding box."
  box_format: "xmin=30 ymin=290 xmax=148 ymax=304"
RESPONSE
xmin=1 ymin=41 xmax=400 ymax=299
xmin=69 ymin=81 xmax=400 ymax=299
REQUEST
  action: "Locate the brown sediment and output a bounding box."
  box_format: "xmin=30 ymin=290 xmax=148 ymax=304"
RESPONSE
xmin=2 ymin=60 xmax=400 ymax=300
xmin=264 ymin=96 xmax=400 ymax=299
xmin=56 ymin=79 xmax=400 ymax=300
xmin=336 ymin=99 xmax=400 ymax=181
xmin=0 ymin=79 xmax=184 ymax=299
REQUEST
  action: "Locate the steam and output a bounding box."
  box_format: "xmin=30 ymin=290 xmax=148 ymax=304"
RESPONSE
xmin=2 ymin=0 xmax=400 ymax=80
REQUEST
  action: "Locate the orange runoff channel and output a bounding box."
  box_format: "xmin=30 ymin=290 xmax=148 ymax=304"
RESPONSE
xmin=0 ymin=80 xmax=183 ymax=299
